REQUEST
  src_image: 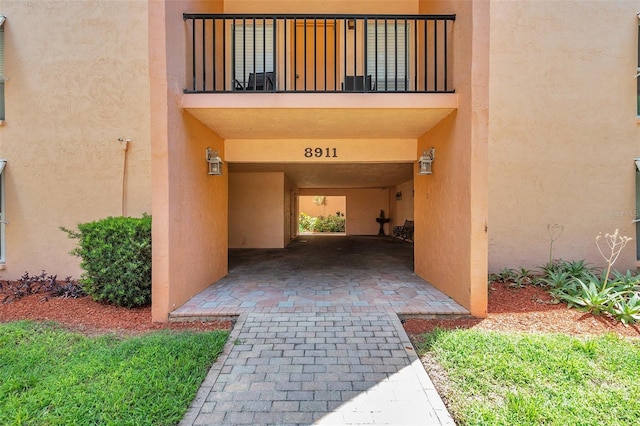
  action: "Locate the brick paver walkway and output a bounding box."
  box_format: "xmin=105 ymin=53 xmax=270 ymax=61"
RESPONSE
xmin=180 ymin=312 xmax=454 ymax=425
xmin=176 ymin=236 xmax=463 ymax=425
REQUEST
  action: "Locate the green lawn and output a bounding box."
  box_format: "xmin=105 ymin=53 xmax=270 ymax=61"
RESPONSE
xmin=414 ymin=329 xmax=640 ymax=426
xmin=0 ymin=321 xmax=228 ymax=426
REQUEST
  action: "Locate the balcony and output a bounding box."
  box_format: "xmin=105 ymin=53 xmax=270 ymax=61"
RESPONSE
xmin=182 ymin=14 xmax=458 ymax=139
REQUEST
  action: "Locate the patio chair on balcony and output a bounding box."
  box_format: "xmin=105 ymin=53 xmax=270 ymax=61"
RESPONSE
xmin=234 ymin=71 xmax=275 ymax=91
xmin=342 ymin=75 xmax=374 ymax=92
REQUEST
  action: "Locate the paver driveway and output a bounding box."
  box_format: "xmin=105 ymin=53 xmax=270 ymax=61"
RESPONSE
xmin=176 ymin=236 xmax=465 ymax=425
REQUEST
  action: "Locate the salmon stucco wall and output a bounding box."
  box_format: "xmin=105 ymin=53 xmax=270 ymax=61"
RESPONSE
xmin=229 ymin=172 xmax=285 ymax=248
xmin=390 ymin=180 xmax=414 ymax=231
xmin=489 ymin=1 xmax=640 ymax=272
xmin=415 ymin=0 xmax=489 ymax=317
xmin=284 ymin=174 xmax=298 ymax=245
xmin=0 ymin=0 xmax=151 ymax=277
xmin=299 ymin=196 xmax=347 ymax=218
xmin=223 ymin=0 xmax=419 ymax=14
xmin=150 ymin=0 xmax=227 ymax=322
xmin=298 ymin=188 xmax=390 ymax=235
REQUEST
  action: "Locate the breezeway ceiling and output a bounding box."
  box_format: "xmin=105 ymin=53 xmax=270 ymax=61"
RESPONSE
xmin=228 ymin=162 xmax=414 ymax=188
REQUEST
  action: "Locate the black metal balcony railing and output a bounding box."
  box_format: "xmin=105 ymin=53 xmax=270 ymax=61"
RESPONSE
xmin=184 ymin=14 xmax=455 ymax=94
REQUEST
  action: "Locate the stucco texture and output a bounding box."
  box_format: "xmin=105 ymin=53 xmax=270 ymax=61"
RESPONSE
xmin=0 ymin=0 xmax=151 ymax=276
xmin=414 ymin=0 xmax=489 ymax=317
xmin=150 ymin=0 xmax=227 ymax=322
xmin=488 ymin=0 xmax=640 ymax=272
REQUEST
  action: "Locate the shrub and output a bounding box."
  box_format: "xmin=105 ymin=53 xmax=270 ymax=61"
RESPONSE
xmin=62 ymin=215 xmax=152 ymax=308
xmin=312 ymin=215 xmax=345 ymax=233
xmin=298 ymin=212 xmax=316 ymax=232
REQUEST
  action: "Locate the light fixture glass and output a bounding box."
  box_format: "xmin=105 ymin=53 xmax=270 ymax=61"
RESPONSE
xmin=206 ymin=148 xmax=223 ymax=175
xmin=417 ymin=148 xmax=435 ymax=175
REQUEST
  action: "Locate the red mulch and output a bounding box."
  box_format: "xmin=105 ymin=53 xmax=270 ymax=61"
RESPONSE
xmin=1 ymin=281 xmax=639 ymax=338
xmin=0 ymin=294 xmax=232 ymax=336
xmin=402 ymin=282 xmax=640 ymax=339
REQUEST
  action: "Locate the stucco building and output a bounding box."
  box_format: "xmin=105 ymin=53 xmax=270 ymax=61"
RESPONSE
xmin=0 ymin=0 xmax=638 ymax=322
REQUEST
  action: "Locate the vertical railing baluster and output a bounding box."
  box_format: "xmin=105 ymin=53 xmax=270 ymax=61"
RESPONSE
xmin=435 ymin=18 xmax=439 ymax=92
xmin=283 ymin=18 xmax=287 ymax=91
xmin=404 ymin=18 xmax=408 ymax=92
xmin=384 ymin=18 xmax=388 ymax=91
xmin=333 ymin=17 xmax=337 ymax=91
xmin=242 ymin=18 xmax=246 ymax=88
xmin=424 ymin=18 xmax=428 ymax=92
xmin=444 ymin=18 xmax=448 ymax=92
xmin=374 ymin=19 xmax=378 ymax=92
xmin=263 ymin=17 xmax=266 ymax=91
xmin=413 ymin=18 xmax=418 ymax=92
xmin=353 ymin=18 xmax=357 ymax=88
xmin=293 ymin=18 xmax=297 ymax=91
xmin=191 ymin=18 xmax=196 ymax=91
xmin=363 ymin=17 xmax=367 ymax=92
xmin=304 ymin=17 xmax=307 ymax=91
xmin=252 ymin=18 xmax=256 ymax=90
xmin=343 ymin=18 xmax=347 ymax=91
xmin=223 ymin=17 xmax=227 ymax=91
xmin=394 ymin=18 xmax=398 ymax=91
xmin=272 ymin=17 xmax=277 ymax=91
xmin=323 ymin=17 xmax=327 ymax=92
xmin=313 ymin=17 xmax=317 ymax=91
xmin=202 ymin=18 xmax=206 ymax=91
xmin=211 ymin=18 xmax=218 ymax=92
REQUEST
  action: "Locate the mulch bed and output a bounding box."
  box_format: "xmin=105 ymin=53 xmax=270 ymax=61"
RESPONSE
xmin=402 ymin=282 xmax=640 ymax=339
xmin=1 ymin=281 xmax=639 ymax=338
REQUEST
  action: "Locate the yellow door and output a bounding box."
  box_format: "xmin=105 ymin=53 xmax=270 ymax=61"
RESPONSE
xmin=295 ymin=22 xmax=335 ymax=91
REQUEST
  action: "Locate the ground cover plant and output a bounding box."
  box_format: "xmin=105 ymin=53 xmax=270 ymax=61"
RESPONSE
xmin=489 ymin=229 xmax=640 ymax=325
xmin=414 ymin=329 xmax=640 ymax=425
xmin=0 ymin=321 xmax=228 ymax=425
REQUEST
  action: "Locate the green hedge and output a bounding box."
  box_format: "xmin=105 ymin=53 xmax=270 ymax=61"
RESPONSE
xmin=62 ymin=215 xmax=152 ymax=308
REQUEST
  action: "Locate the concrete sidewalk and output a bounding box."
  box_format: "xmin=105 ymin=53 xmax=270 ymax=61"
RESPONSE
xmin=180 ymin=311 xmax=455 ymax=425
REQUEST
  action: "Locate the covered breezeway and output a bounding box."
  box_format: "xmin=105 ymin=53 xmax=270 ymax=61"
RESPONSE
xmin=170 ymin=235 xmax=468 ymax=319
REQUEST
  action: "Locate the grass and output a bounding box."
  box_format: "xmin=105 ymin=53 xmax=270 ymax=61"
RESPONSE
xmin=0 ymin=321 xmax=228 ymax=425
xmin=415 ymin=329 xmax=640 ymax=426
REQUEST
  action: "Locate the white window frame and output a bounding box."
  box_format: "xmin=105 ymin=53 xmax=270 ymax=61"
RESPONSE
xmin=233 ymin=20 xmax=275 ymax=86
xmin=366 ymin=20 xmax=409 ymax=91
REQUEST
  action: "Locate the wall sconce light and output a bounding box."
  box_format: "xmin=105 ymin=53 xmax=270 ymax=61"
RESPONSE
xmin=417 ymin=148 xmax=435 ymax=175
xmin=395 ymin=191 xmax=402 ymax=201
xmin=206 ymin=148 xmax=223 ymax=175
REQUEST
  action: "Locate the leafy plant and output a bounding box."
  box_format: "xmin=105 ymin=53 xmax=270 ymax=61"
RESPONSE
xmin=312 ymin=215 xmax=345 ymax=232
xmin=610 ymin=293 xmax=640 ymax=325
xmin=61 ymin=214 xmax=152 ymax=308
xmin=556 ymin=275 xmax=625 ymax=315
xmin=298 ymin=212 xmax=317 ymax=232
xmin=537 ymin=269 xmax=573 ymax=289
xmin=1 ymin=271 xmax=84 ymax=304
xmin=511 ymin=268 xmax=535 ymax=288
xmin=488 ymin=268 xmax=517 ymax=284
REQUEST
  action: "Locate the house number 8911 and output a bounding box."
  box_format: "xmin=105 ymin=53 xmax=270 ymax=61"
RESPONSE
xmin=304 ymin=148 xmax=338 ymax=158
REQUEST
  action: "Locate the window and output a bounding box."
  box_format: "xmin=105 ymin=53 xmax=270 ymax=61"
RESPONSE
xmin=366 ymin=20 xmax=408 ymax=91
xmin=233 ymin=21 xmax=275 ymax=87
xmin=0 ymin=160 xmax=5 ymax=263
